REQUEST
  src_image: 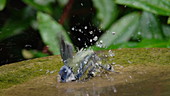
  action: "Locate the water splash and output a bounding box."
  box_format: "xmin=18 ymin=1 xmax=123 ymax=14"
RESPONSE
xmin=108 ymin=50 xmax=115 ymax=57
xmin=93 ymin=36 xmax=98 ymax=41
xmin=71 ymin=27 xmax=74 ymax=31
xmin=89 ymin=31 xmax=93 ymax=34
xmin=112 ymin=32 xmax=116 ymax=35
xmin=84 ymin=26 xmax=87 ymax=29
xmin=96 ymin=40 xmax=105 ymax=48
xmin=81 ymin=3 xmax=83 ymax=6
xmin=78 ymin=38 xmax=81 ymax=41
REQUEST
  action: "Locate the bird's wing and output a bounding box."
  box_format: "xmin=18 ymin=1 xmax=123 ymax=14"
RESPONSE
xmin=58 ymin=35 xmax=73 ymax=65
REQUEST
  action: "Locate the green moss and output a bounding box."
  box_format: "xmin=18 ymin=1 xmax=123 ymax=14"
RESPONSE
xmin=99 ymin=48 xmax=170 ymax=66
xmin=0 ymin=55 xmax=62 ymax=89
xmin=0 ymin=48 xmax=169 ymax=90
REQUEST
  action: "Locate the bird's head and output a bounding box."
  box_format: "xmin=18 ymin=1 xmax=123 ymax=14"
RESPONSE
xmin=59 ymin=65 xmax=76 ymax=82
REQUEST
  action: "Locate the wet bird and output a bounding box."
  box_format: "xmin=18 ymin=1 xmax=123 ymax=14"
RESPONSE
xmin=58 ymin=36 xmax=114 ymax=82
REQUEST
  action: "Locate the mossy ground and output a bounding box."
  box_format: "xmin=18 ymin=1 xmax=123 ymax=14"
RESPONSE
xmin=0 ymin=48 xmax=170 ymax=95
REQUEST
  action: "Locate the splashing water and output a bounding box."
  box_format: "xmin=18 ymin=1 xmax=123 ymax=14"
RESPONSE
xmin=89 ymin=31 xmax=93 ymax=34
xmin=108 ymin=50 xmax=115 ymax=57
xmin=84 ymin=26 xmax=87 ymax=29
xmin=112 ymin=32 xmax=116 ymax=35
xmin=96 ymin=40 xmax=105 ymax=48
xmin=93 ymin=36 xmax=98 ymax=41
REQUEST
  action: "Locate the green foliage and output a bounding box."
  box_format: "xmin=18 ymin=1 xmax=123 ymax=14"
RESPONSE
xmin=0 ymin=0 xmax=6 ymax=11
xmin=0 ymin=7 xmax=34 ymax=41
xmin=92 ymin=39 xmax=170 ymax=51
xmin=57 ymin=0 xmax=68 ymax=7
xmin=0 ymin=19 xmax=29 ymax=41
xmin=92 ymin=0 xmax=118 ymax=30
xmin=168 ymin=17 xmax=170 ymax=24
xmin=22 ymin=0 xmax=53 ymax=14
xmin=99 ymin=12 xmax=140 ymax=46
xmin=136 ymin=39 xmax=170 ymax=48
xmin=115 ymin=0 xmax=170 ymax=16
xmin=162 ymin=24 xmax=170 ymax=39
xmin=37 ymin=12 xmax=71 ymax=54
xmin=0 ymin=0 xmax=170 ymax=59
xmin=138 ymin=11 xmax=164 ymax=39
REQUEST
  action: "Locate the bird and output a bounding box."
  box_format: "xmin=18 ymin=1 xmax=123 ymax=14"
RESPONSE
xmin=58 ymin=35 xmax=114 ymax=83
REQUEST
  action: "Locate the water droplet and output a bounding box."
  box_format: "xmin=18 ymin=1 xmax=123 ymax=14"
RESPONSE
xmin=84 ymin=43 xmax=88 ymax=47
xmin=79 ymin=29 xmax=82 ymax=32
xmin=81 ymin=3 xmax=83 ymax=6
xmin=112 ymin=62 xmax=115 ymax=65
xmin=84 ymin=61 xmax=87 ymax=64
xmin=129 ymin=75 xmax=132 ymax=79
xmin=99 ymin=40 xmax=103 ymax=43
xmin=112 ymin=86 xmax=117 ymax=93
xmin=93 ymin=36 xmax=98 ymax=41
xmin=76 ymin=64 xmax=78 ymax=66
xmin=84 ymin=26 xmax=87 ymax=29
xmin=89 ymin=31 xmax=93 ymax=34
xmin=108 ymin=50 xmax=115 ymax=57
xmin=25 ymin=44 xmax=32 ymax=47
xmin=71 ymin=27 xmax=74 ymax=30
xmin=96 ymin=40 xmax=104 ymax=48
xmin=50 ymin=70 xmax=55 ymax=74
xmin=46 ymin=70 xmax=50 ymax=74
xmin=112 ymin=32 xmax=116 ymax=35
xmin=138 ymin=32 xmax=141 ymax=35
xmin=90 ymin=39 xmax=93 ymax=42
xmin=128 ymin=60 xmax=132 ymax=64
xmin=78 ymin=38 xmax=81 ymax=41
xmin=0 ymin=48 xmax=2 ymax=51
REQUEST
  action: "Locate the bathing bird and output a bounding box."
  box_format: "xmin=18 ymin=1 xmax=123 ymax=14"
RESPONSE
xmin=58 ymin=35 xmax=114 ymax=82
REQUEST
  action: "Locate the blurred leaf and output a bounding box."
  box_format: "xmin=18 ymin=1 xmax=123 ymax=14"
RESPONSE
xmin=138 ymin=11 xmax=164 ymax=40
xmin=37 ymin=12 xmax=71 ymax=54
xmin=92 ymin=39 xmax=170 ymax=51
xmin=0 ymin=20 xmax=28 ymax=41
xmin=23 ymin=0 xmax=53 ymax=14
xmin=0 ymin=0 xmax=6 ymax=11
xmin=91 ymin=42 xmax=138 ymax=51
xmin=0 ymin=7 xmax=35 ymax=41
xmin=22 ymin=49 xmax=34 ymax=59
xmin=99 ymin=12 xmax=140 ymax=47
xmin=168 ymin=17 xmax=170 ymax=24
xmin=22 ymin=49 xmax=49 ymax=59
xmin=115 ymin=0 xmax=170 ymax=16
xmin=57 ymin=0 xmax=68 ymax=7
xmin=136 ymin=39 xmax=170 ymax=48
xmin=162 ymin=24 xmax=170 ymax=39
xmin=31 ymin=50 xmax=49 ymax=58
xmin=92 ymin=0 xmax=118 ymax=30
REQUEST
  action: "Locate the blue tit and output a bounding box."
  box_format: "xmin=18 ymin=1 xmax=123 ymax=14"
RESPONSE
xmin=58 ymin=35 xmax=114 ymax=82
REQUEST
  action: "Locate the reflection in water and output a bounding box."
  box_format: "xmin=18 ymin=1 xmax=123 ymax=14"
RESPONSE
xmin=63 ymin=86 xmax=117 ymax=96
